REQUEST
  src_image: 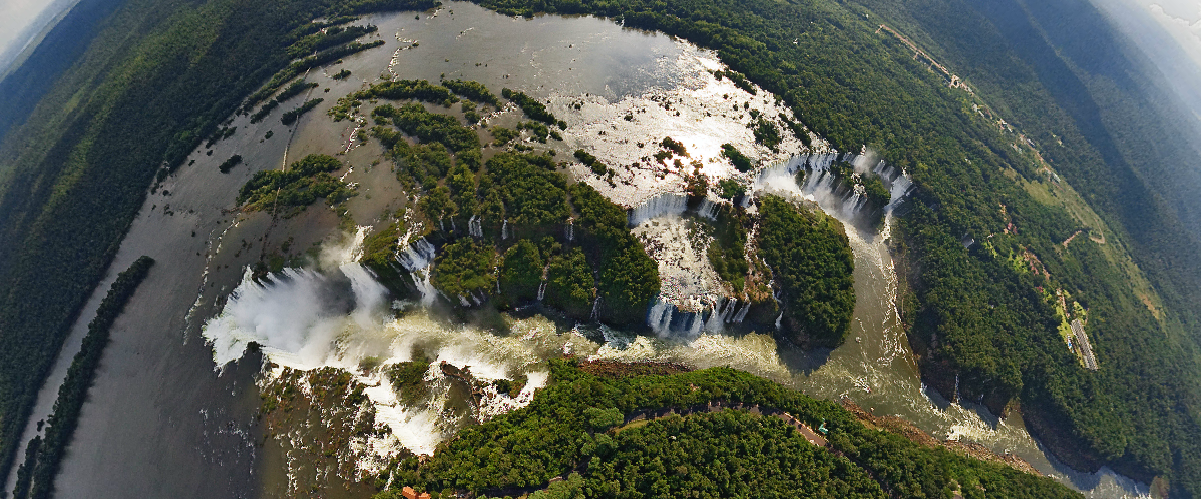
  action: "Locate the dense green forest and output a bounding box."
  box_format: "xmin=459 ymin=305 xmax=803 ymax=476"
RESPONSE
xmin=3 ymin=0 xmax=1200 ymax=493
xmin=237 ymin=153 xmax=355 ymax=213
xmin=757 ymin=196 xmax=855 ymax=348
xmin=372 ymin=359 xmax=1079 ymax=499
xmin=358 ymin=80 xmax=660 ymax=324
xmin=11 ymin=256 xmax=154 ymax=499
xmin=457 ymin=0 xmax=1201 ymax=493
xmin=0 ymin=0 xmax=438 ymax=484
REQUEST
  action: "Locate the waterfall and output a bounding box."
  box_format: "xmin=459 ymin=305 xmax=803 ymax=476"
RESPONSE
xmin=722 ymin=299 xmax=738 ymax=323
xmin=590 ymin=297 xmax=600 ymax=320
xmin=537 ymin=281 xmax=546 ymax=302
xmin=696 ymin=198 xmax=720 ymax=220
xmin=628 ymin=193 xmax=688 ymax=226
xmin=703 ymin=299 xmax=727 ymax=332
xmin=451 ymin=218 xmax=457 ymax=233
xmin=646 ymin=295 xmax=708 ymax=338
xmin=501 ymin=219 xmax=509 ymax=240
xmin=412 ymin=270 xmax=436 ymax=307
xmin=687 ymin=311 xmax=704 ymax=337
xmin=647 ymin=297 xmax=673 ymax=336
xmin=396 ymin=238 xmax=438 ymax=306
xmin=565 ymin=220 xmax=574 ymax=241
xmin=953 ymin=374 xmax=960 ymax=403
xmin=732 ymin=302 xmax=751 ymax=323
xmin=468 ymin=216 xmax=483 ymax=238
xmin=397 ymin=238 xmax=436 ymax=272
xmin=755 ymin=151 xmax=913 ymax=224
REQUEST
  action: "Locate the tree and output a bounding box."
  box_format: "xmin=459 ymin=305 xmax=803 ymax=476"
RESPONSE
xmin=500 ymin=240 xmax=544 ymax=305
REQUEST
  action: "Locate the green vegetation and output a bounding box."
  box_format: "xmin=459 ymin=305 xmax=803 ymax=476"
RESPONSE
xmin=758 ymin=196 xmax=854 ymax=347
xmin=715 ymin=69 xmax=756 ymax=94
xmin=375 ymin=359 xmax=1079 ymax=499
xmin=706 ymin=206 xmax=749 ymax=292
xmin=365 ymin=79 xmax=458 ymax=104
xmin=374 ymin=102 xmax=480 ymax=153
xmin=363 ymin=90 xmax=656 ymax=323
xmin=572 ymin=150 xmax=608 ymax=176
xmin=568 ymin=183 xmax=661 ymax=324
xmin=442 ymin=79 xmax=500 ymax=105
xmin=544 ymin=247 xmax=594 ymax=319
xmin=332 ymin=69 xmax=352 ymax=80
xmin=458 ymin=0 xmax=1201 ymax=488
xmin=431 ymin=239 xmax=496 ymax=303
xmin=395 ymin=142 xmax=455 ymax=191
xmin=716 ymin=178 xmax=745 ymax=200
xmin=277 ymin=79 xmax=320 ymax=102
xmin=237 ymin=154 xmax=354 ymax=213
xmin=3 ymin=0 xmax=1196 ymax=489
xmin=0 ymin=0 xmax=438 ymax=481
xmin=502 ymin=88 xmax=566 ymax=129
xmin=720 ymin=143 xmax=753 ymax=172
xmin=243 ymin=38 xmax=387 ymax=111
xmin=386 ymin=358 xmax=432 ymax=403
xmin=499 ymin=239 xmax=544 ymax=305
xmin=490 ymin=126 xmax=518 ymax=147
xmin=359 ymin=216 xmax=416 ymax=294
xmin=486 ymin=152 xmax=569 ymax=226
xmin=517 ymin=121 xmax=556 ymax=143
xmin=218 ymin=154 xmax=243 ymax=174
xmin=12 ymin=257 xmax=154 ymax=499
xmin=778 ymin=112 xmax=812 ymax=147
xmin=287 ymin=24 xmax=378 ymax=58
xmin=660 ymin=136 xmax=688 ymax=157
xmin=752 ymin=117 xmax=781 ymax=150
xmin=281 ymin=97 xmax=324 ymax=125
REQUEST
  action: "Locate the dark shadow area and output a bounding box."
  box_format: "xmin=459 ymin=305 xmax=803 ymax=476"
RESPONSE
xmin=773 ymin=339 xmax=833 ymax=376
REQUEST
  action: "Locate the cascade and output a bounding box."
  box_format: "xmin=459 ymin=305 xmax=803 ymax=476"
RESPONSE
xmin=722 ymin=298 xmax=738 ymax=323
xmin=412 ymin=270 xmax=436 ymax=307
xmin=755 ymin=151 xmax=913 ymax=224
xmin=590 ymin=297 xmax=600 ymax=320
xmin=696 ymin=198 xmax=720 ymax=220
xmin=628 ymin=193 xmax=688 ymax=226
xmin=703 ymin=299 xmax=727 ymax=332
xmin=468 ymin=215 xmax=483 ymax=238
xmin=647 ymin=297 xmax=673 ymax=336
xmin=537 ymin=281 xmax=546 ymax=302
xmin=501 ymin=219 xmax=509 ymax=240
xmin=396 ymin=238 xmax=437 ymax=305
xmin=397 ymin=238 xmax=436 ymax=272
xmin=953 ymin=374 xmax=960 ymax=403
xmin=725 ymin=303 xmax=744 ymax=327
xmin=565 ymin=220 xmax=574 ymax=241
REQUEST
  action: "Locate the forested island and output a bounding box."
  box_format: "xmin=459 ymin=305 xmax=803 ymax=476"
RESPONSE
xmin=370 ymin=358 xmax=1080 ymax=499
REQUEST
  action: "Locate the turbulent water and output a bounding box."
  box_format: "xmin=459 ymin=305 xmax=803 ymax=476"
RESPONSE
xmin=195 ymin=2 xmax=1150 ymax=496
xmin=202 ymin=171 xmax=1147 ymax=497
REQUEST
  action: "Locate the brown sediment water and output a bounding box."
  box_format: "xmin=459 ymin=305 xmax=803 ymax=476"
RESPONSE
xmin=13 ymin=3 xmax=1151 ymax=498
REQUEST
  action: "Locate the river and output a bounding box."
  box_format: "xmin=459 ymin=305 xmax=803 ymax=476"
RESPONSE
xmin=8 ymin=2 xmax=1150 ymax=498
